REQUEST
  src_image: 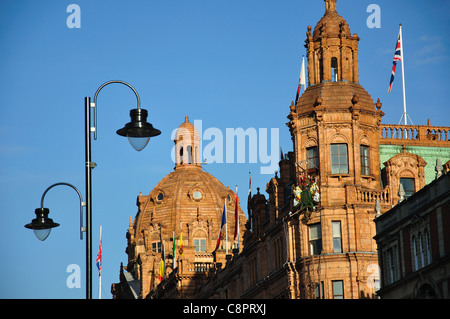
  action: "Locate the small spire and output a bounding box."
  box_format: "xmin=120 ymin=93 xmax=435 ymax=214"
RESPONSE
xmin=185 ymin=115 xmax=189 ymax=123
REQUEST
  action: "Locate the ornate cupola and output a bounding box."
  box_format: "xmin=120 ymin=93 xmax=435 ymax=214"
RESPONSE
xmin=306 ymin=0 xmax=360 ymax=85
xmin=174 ymin=115 xmax=201 ymax=168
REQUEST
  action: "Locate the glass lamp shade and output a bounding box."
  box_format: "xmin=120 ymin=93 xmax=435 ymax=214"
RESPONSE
xmin=25 ymin=208 xmax=60 ymax=241
xmin=116 ymin=108 xmax=161 ymax=151
xmin=33 ymin=228 xmax=52 ymax=241
xmin=127 ymin=136 xmax=151 ymax=152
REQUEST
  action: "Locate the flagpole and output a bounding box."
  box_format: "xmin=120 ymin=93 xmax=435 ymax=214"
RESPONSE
xmin=234 ymin=185 xmax=239 ymax=250
xmin=302 ymin=55 xmax=307 ymax=90
xmin=98 ymin=225 xmax=102 ymax=300
xmin=399 ymin=24 xmax=408 ymax=125
xmin=225 ymin=199 xmax=228 ymax=255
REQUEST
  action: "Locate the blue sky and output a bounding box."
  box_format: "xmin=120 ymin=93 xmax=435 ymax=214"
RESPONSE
xmin=0 ymin=0 xmax=448 ymax=299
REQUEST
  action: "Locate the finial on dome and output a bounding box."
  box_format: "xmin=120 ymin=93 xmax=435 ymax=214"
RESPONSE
xmin=325 ymin=0 xmax=337 ymax=12
xmin=185 ymin=115 xmax=189 ymax=123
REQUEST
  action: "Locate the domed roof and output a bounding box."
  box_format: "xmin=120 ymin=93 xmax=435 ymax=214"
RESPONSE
xmin=175 ymin=115 xmax=200 ymax=142
xmin=313 ymin=0 xmax=351 ymax=39
xmin=135 ymin=165 xmax=244 ymax=237
xmin=296 ymin=82 xmax=376 ymax=115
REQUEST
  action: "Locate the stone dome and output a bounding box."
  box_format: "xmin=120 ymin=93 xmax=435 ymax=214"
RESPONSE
xmin=134 ymin=164 xmax=245 ymax=242
xmin=296 ymin=81 xmax=376 ymax=115
xmin=313 ymin=0 xmax=351 ymax=39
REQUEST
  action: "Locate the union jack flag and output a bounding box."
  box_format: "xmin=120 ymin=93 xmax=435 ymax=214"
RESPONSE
xmin=388 ymin=29 xmax=402 ymax=93
xmin=96 ymin=226 xmax=102 ymax=276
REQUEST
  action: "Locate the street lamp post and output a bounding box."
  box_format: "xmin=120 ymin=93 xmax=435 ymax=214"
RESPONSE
xmin=25 ymin=80 xmax=161 ymax=299
xmin=25 ymin=182 xmax=85 ymax=241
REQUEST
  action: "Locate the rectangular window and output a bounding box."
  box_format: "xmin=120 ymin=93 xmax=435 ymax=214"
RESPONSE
xmin=388 ymin=248 xmax=395 ymax=283
xmin=307 ymin=146 xmax=319 ymax=170
xmin=315 ymin=281 xmax=324 ymax=299
xmin=330 ymin=144 xmax=349 ymax=174
xmin=332 ymin=221 xmax=343 ymax=253
xmin=152 ymin=241 xmax=161 ymax=253
xmin=309 ymin=223 xmax=322 ymax=256
xmin=360 ymin=145 xmax=370 ymax=175
xmin=332 ymin=280 xmax=344 ymax=299
xmin=194 ymin=239 xmax=206 ymax=252
xmin=400 ymin=178 xmax=415 ymax=198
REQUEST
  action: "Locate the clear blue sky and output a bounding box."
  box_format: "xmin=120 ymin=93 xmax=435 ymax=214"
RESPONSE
xmin=0 ymin=0 xmax=448 ymax=299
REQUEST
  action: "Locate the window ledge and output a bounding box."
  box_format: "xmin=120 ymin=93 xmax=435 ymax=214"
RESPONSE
xmin=329 ymin=173 xmax=351 ymax=178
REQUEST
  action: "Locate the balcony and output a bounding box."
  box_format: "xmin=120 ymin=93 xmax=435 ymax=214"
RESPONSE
xmin=345 ymin=184 xmax=391 ymax=206
xmin=380 ymin=124 xmax=450 ymax=147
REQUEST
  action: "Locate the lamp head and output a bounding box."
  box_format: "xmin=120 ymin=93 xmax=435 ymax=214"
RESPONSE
xmin=116 ymin=108 xmax=161 ymax=151
xmin=25 ymin=208 xmax=60 ymax=241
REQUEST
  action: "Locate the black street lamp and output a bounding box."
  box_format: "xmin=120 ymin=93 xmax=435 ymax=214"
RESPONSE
xmin=25 ymin=80 xmax=160 ymax=299
xmin=25 ymin=183 xmax=84 ymax=241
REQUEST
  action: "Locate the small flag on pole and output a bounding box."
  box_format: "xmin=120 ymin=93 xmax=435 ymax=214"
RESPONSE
xmin=179 ymin=221 xmax=184 ymax=255
xmin=159 ymin=240 xmax=166 ymax=281
xmin=172 ymin=231 xmax=177 ymax=270
xmin=96 ymin=226 xmax=102 ymax=299
xmin=295 ymin=55 xmax=306 ymax=104
xmin=96 ymin=226 xmax=102 ymax=276
xmin=214 ymin=200 xmax=227 ymax=252
xmin=388 ymin=28 xmax=402 ymax=93
xmin=248 ymin=172 xmax=252 ymax=231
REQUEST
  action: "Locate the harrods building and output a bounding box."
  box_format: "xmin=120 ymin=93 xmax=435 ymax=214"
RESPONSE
xmin=112 ymin=0 xmax=450 ymax=299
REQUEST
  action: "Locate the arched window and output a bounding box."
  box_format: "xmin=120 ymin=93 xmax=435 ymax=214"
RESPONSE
xmin=179 ymin=146 xmax=184 ymax=164
xmin=400 ymin=178 xmax=415 ymax=198
xmin=187 ymin=145 xmax=193 ymax=164
xmin=331 ymin=57 xmax=338 ymax=82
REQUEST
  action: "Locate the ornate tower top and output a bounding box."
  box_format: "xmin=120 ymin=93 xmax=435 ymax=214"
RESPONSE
xmin=173 ymin=115 xmax=201 ymax=168
xmin=291 ymin=0 xmax=378 ymax=117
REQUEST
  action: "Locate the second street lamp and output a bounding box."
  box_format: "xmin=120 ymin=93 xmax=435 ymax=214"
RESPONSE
xmin=25 ymin=183 xmax=84 ymax=242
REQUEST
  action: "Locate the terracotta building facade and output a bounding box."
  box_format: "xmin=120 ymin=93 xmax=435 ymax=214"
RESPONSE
xmin=112 ymin=0 xmax=450 ymax=299
xmin=111 ymin=116 xmax=247 ymax=299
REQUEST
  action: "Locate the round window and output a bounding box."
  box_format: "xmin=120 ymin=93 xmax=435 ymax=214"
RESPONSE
xmin=157 ymin=193 xmax=164 ymax=201
xmin=193 ymin=190 xmax=202 ymax=200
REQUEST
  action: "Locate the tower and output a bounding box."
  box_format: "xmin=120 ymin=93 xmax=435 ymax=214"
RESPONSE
xmin=286 ymin=0 xmax=386 ymax=299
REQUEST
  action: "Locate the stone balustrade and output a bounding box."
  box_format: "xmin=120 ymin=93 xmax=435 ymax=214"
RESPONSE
xmin=380 ymin=124 xmax=450 ymax=146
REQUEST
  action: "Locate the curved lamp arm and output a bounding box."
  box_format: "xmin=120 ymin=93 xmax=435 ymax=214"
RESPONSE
xmin=40 ymin=182 xmax=86 ymax=240
xmin=91 ymin=80 xmax=141 ymax=140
